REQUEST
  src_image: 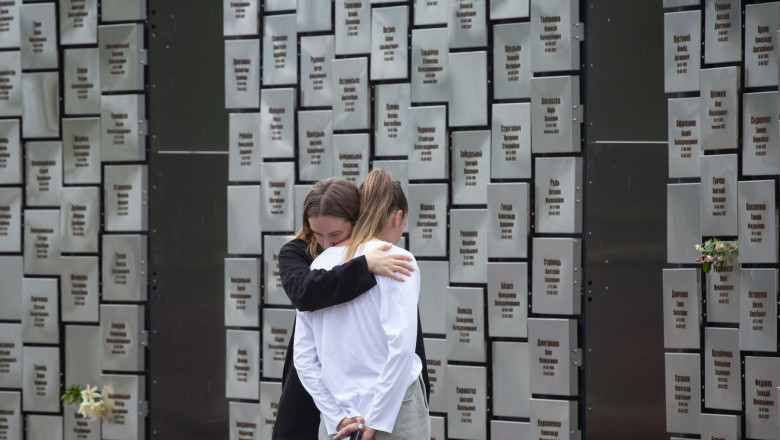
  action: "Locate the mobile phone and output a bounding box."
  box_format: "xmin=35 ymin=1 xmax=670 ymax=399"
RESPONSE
xmin=346 ymin=430 xmax=363 ymax=440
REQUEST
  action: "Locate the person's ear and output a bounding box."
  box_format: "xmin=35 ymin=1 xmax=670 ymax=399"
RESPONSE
xmin=392 ymin=209 xmax=403 ymax=227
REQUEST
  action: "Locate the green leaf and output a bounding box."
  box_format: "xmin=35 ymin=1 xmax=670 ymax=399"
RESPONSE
xmin=702 ymin=262 xmax=711 ymax=273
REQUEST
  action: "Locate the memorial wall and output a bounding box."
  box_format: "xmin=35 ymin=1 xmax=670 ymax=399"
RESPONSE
xmin=664 ymin=1 xmax=780 ymax=439
xmin=0 ymin=0 xmax=150 ymax=439
xmin=223 ymin=2 xmax=584 ymax=440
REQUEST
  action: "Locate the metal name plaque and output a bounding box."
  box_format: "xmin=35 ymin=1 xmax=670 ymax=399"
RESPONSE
xmin=375 ymin=83 xmax=410 ymax=157
xmin=262 ymin=308 xmax=295 ymax=379
xmin=224 ymin=39 xmax=260 ymax=109
xmin=745 ymin=356 xmax=780 ymax=439
xmin=423 ymin=338 xmax=446 ymax=413
xmin=22 ymin=72 xmax=59 ymax=138
xmin=0 ymin=392 xmax=21 ymax=440
xmin=413 ymin=0 xmax=446 ymax=25
xmin=20 ymin=3 xmax=57 ymax=70
xmin=333 ymin=133 xmax=369 ymax=184
xmin=448 ymin=0 xmax=486 ymax=49
xmin=744 ymin=3 xmax=780 ymax=88
xmin=105 ymin=165 xmax=148 ymax=232
xmin=449 ymin=51 xmax=487 ymax=127
xmin=0 ymin=256 xmax=22 ymax=320
xmin=417 ymin=261 xmax=448 ymax=334
xmin=662 ymin=269 xmax=701 ymax=349
xmin=100 ymin=375 xmax=146 ymax=440
xmin=664 ymin=0 xmax=700 ymax=6
xmin=0 ymin=188 xmax=21 ymax=252
xmin=263 ymin=235 xmax=291 ymax=306
xmin=102 ymin=234 xmax=147 ymax=302
xmin=297 ymin=0 xmax=331 ymax=33
xmin=0 ymin=1 xmax=19 ymax=48
xmin=101 ymin=94 xmax=146 ymax=162
xmin=263 ymin=14 xmax=297 ymax=86
xmin=101 ymin=0 xmax=146 ymax=22
xmin=22 ymin=346 xmax=59 ymax=413
xmin=667 ymin=183 xmax=701 ymax=264
xmin=371 ymin=6 xmax=408 ymax=80
xmin=0 ymin=52 xmax=21 ymax=117
xmin=27 ymin=415 xmax=62 ymax=440
xmin=665 ymin=352 xmax=701 ymax=434
xmin=64 ymin=407 xmax=100 ymax=440
xmin=265 ymin=0 xmax=294 ymax=11
xmin=0 ymin=324 xmax=21 ymax=388
xmin=23 ymin=210 xmax=60 ymax=275
xmin=332 ymin=57 xmax=369 ymax=130
xmin=706 ymin=257 xmax=739 ymax=324
xmin=492 ymin=341 xmax=530 ymax=417
xmin=431 ymin=417 xmax=445 ymax=440
xmin=22 ymin=278 xmax=58 ymax=344
xmin=25 ymin=141 xmax=62 ymax=206
xmin=738 ymin=180 xmax=778 ymax=263
xmin=452 ymin=130 xmax=490 ymax=205
xmin=229 ymin=402 xmax=260 ymax=440
xmin=101 ymin=305 xmax=145 ymax=372
xmin=530 ymin=399 xmax=578 ymax=440
xmin=64 ymin=325 xmax=101 ymax=387
xmin=530 ymin=0 xmax=580 ymax=72
xmin=535 ymin=156 xmax=582 ymax=233
xmin=491 ymin=420 xmax=529 ymax=440
xmin=61 ymin=186 xmax=99 ymax=253
xmin=449 ymin=210 xmax=488 ymax=283
xmin=0 ymin=120 xmax=20 ymax=184
xmin=300 ymin=35 xmax=334 ymax=107
xmin=223 ymin=0 xmax=258 ymax=36
xmin=224 ymin=258 xmax=260 ymax=328
xmin=61 ymin=258 xmax=99 ymax=322
xmin=739 ymin=269 xmax=778 ymax=352
xmin=531 ymin=238 xmax=582 ymax=316
xmin=227 ymin=185 xmax=262 ymax=254
xmin=492 ymin=0 xmax=528 ymax=19
xmin=667 ymin=97 xmax=701 ymax=178
xmin=704 ymin=0 xmax=741 ymax=64
xmin=528 ymin=318 xmax=578 ymax=396
xmin=99 ymin=24 xmax=144 ymax=93
xmin=701 ymin=414 xmax=740 ymax=440
xmin=259 ymin=382 xmax=282 ymax=440
xmin=226 ymin=329 xmax=260 ymax=400
xmin=446 ymin=286 xmax=486 ymax=363
xmin=487 ymin=183 xmax=529 ymax=258
xmin=531 ymin=75 xmax=580 ymax=153
xmin=411 ymin=28 xmax=448 ymax=103
xmin=62 ymin=118 xmax=100 ymax=184
xmin=664 ymin=10 xmax=701 ymax=93
xmin=260 ymin=162 xmax=295 ymax=232
xmin=372 ymin=160 xmax=408 ymax=201
xmin=704 ymin=327 xmax=740 ymax=410
xmin=700 ymin=67 xmax=739 ymax=150
xmin=743 ymin=91 xmax=780 ymax=176
xmin=487 ymin=263 xmax=528 ymax=338
xmin=492 ymin=103 xmax=531 ymax=179
xmin=228 ymin=112 xmax=261 ymax=182
xmin=408 ymin=106 xmax=448 ymax=179
xmin=335 ymin=0 xmax=370 ymax=55
xmin=447 ymin=365 xmax=487 ymax=440
xmin=294 ymin=184 xmax=312 ymax=233
xmin=63 ymin=49 xmax=100 ymax=115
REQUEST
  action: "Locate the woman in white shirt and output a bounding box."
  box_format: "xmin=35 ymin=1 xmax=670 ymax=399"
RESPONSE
xmin=294 ymin=169 xmax=430 ymax=440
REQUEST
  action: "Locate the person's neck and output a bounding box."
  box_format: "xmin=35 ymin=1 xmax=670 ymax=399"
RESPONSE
xmin=373 ymin=229 xmax=394 ymax=243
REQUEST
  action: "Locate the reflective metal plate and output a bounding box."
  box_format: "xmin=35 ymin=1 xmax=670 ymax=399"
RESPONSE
xmin=104 ymin=165 xmax=148 ymax=232
xmin=22 ymin=346 xmax=59 ymax=413
xmin=706 ymin=256 xmax=739 ymax=324
xmin=226 ymin=329 xmax=260 ymax=400
xmin=332 ymin=57 xmax=369 ymax=130
xmin=25 ymin=141 xmax=62 ymax=207
xmin=333 ymin=133 xmax=369 ymax=184
xmin=260 ymin=162 xmax=295 ymax=232
xmin=62 ymin=118 xmax=100 ymax=184
xmin=100 ymin=304 xmax=145 ymax=372
xmin=0 ymin=392 xmax=21 ymax=440
xmin=492 ymin=341 xmax=529 ymax=417
xmin=667 ymin=97 xmax=701 ymax=178
xmin=21 ymin=72 xmax=59 ymax=138
xmin=662 ymin=268 xmax=701 ymax=349
xmin=700 ymin=413 xmax=740 ymax=440
xmin=297 ymin=0 xmax=331 ymax=32
xmin=261 ymin=308 xmax=295 ymax=379
xmin=667 ymin=183 xmax=701 ymax=264
xmin=449 ymin=51 xmax=487 ymax=126
xmin=411 ymin=28 xmax=448 ymax=103
xmin=704 ymin=0 xmax=740 ymax=64
xmin=408 ymin=106 xmax=447 ymax=179
xmin=101 ymin=0 xmax=146 ymax=22
xmin=446 ymin=365 xmax=487 ymax=440
xmin=413 ymin=0 xmax=446 ymax=25
xmin=263 ymin=14 xmax=297 ymax=86
xmin=294 ymin=184 xmax=312 ymax=233
xmin=487 ymin=263 xmax=527 ymax=338
xmin=700 ymin=154 xmax=737 ymax=236
xmin=22 ymin=209 xmax=60 ymax=275
xmin=224 ymin=39 xmax=260 ymax=109
xmin=423 ymin=338 xmax=446 ymax=413
xmin=704 ymin=327 xmax=740 ymax=410
xmin=64 ymin=325 xmax=101 ymax=388
xmin=744 ymin=356 xmax=780 ymax=439
xmin=531 ymin=238 xmax=582 ymax=315
xmin=228 ymin=112 xmax=261 ymax=182
xmin=63 ymin=49 xmax=100 ymax=115
xmin=430 ymin=416 xmax=445 ymax=440
xmin=530 ymin=399 xmax=578 ymax=440
xmin=370 ymin=6 xmax=408 ymax=80
xmin=446 ymin=286 xmax=486 ymax=363
xmin=99 ymin=24 xmax=144 ymax=92
xmin=60 ymin=257 xmax=99 ymax=323
xmin=229 ymin=402 xmax=260 ymax=440
xmin=408 ymin=184 xmax=447 ymax=257
xmin=27 ymin=415 xmax=62 ymax=440
xmin=739 ymin=269 xmax=778 ymax=352
xmin=744 ymin=3 xmax=780 ymax=87
xmin=738 ymin=180 xmax=777 ymax=263
xmin=101 ymin=234 xmax=147 ymax=302
xmin=100 ymin=94 xmax=146 ymax=162
xmin=260 ymin=89 xmax=295 ymax=158
xmin=491 ymin=102 xmax=531 ymax=178
xmin=60 ymin=186 xmax=99 ymax=252
xmin=0 ymin=256 xmax=22 ymax=320
xmin=448 ymin=0 xmax=486 ymax=49
xmin=0 ymin=52 xmax=21 ymax=117
xmin=742 ymin=91 xmax=780 ymax=176
xmin=64 ymin=406 xmax=100 ymax=440
xmin=263 ymin=235 xmax=292 ymax=306
xmin=531 ymin=75 xmax=581 ymax=153
xmin=100 ymin=374 xmax=146 ymax=440
xmin=449 ymin=210 xmax=488 ymax=283
xmin=223 ymin=0 xmax=258 ymax=36
xmin=227 ymin=185 xmax=262 ymax=254
xmin=700 ymin=67 xmax=739 ymax=151
xmin=528 ymin=318 xmax=578 ymax=396
xmin=490 ymin=420 xmax=529 ymax=440
xmin=488 ymin=183 xmax=529 ymax=258
xmin=300 ymin=35 xmax=334 ymax=107
xmin=20 ymin=3 xmax=57 ymax=70
xmin=664 ymin=10 xmax=701 ymax=93
xmin=491 ymin=0 xmax=528 ymax=19
xmin=418 ymin=261 xmax=448 ymax=334
xmin=224 ymin=258 xmax=260 ymax=328
xmin=0 ymin=324 xmax=21 ymax=388
xmin=375 ymin=83 xmax=410 ymax=157
xmin=0 ymin=1 xmax=19 ymax=48
xmin=22 ymin=278 xmax=58 ymax=344
xmin=535 ymin=156 xmax=582 ymax=233
xmin=259 ymin=382 xmax=282 ymax=440
xmin=0 ymin=119 xmax=20 ymax=184
xmin=0 ymin=187 xmax=21 ymax=252
xmin=335 ymin=0 xmax=370 ymax=55
xmin=530 ymin=0 xmax=580 ymax=72
xmin=452 ymin=130 xmax=490 ymax=205
xmin=664 ymin=352 xmax=701 ymax=434
xmin=298 ymin=110 xmax=334 ymax=181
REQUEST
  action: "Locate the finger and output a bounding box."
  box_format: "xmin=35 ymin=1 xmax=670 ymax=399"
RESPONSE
xmin=391 ymin=253 xmax=413 ymax=261
xmin=394 ymin=265 xmax=412 ymax=276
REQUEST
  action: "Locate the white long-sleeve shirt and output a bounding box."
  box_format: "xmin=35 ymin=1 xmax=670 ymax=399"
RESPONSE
xmin=293 ymin=241 xmax=422 ymax=435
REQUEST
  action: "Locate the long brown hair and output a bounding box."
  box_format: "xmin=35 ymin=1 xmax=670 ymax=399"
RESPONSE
xmin=345 ymin=168 xmax=408 ymax=261
xmin=293 ymin=177 xmax=360 ymax=258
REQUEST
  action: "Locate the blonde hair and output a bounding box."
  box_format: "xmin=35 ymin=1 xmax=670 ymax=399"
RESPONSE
xmin=293 ymin=178 xmax=360 ymax=258
xmin=345 ymin=168 xmax=408 ymax=261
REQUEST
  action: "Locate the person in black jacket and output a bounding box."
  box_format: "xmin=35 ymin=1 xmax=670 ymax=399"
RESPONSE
xmin=272 ymin=177 xmax=430 ymax=440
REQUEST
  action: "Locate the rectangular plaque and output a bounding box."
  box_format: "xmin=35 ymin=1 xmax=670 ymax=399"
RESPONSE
xmin=297 ymin=0 xmax=331 ymax=32
xmin=487 ymin=263 xmax=528 ymax=338
xmin=532 ymin=238 xmax=582 ymax=316
xmin=298 ymin=112 xmax=333 ymax=179
xmin=0 ymin=120 xmax=21 ymax=183
xmin=664 ymin=0 xmax=700 ymax=6
xmin=744 ymin=3 xmax=780 ymax=88
xmin=61 ymin=186 xmax=99 ymax=252
xmin=491 ymin=103 xmax=530 ymax=179
xmin=492 ymin=341 xmax=530 ymax=417
xmin=706 ymin=256 xmax=739 ymax=324
xmin=530 ymin=399 xmax=579 ymax=440
xmin=447 ymin=365 xmax=487 ymax=440
xmin=22 ymin=346 xmax=59 ymax=413
xmin=100 ymin=375 xmax=146 ymax=440
xmin=260 ymin=162 xmax=295 ymax=232
xmin=0 ymin=53 xmax=21 ymax=117
xmin=448 ymin=0 xmax=486 ymax=49
xmin=370 ymin=6 xmax=408 ymax=80
xmin=530 ymin=0 xmax=580 ymax=72
xmin=449 ymin=51 xmax=487 ymax=127
xmin=263 ymin=235 xmax=291 ymax=306
xmin=25 ymin=141 xmax=62 ymax=207
xmin=446 ymin=286 xmax=486 ymax=363
xmin=743 ymin=91 xmax=780 ymax=176
xmin=259 ymin=382 xmax=282 ymax=440
xmin=22 ymin=72 xmax=59 ymax=138
xmin=0 ymin=256 xmax=22 ymax=320
xmin=333 ymin=133 xmax=369 ymax=184
xmin=0 ymin=188 xmax=21 ymax=252
xmin=225 ymin=39 xmax=260 ymax=109
xmin=408 ymin=184 xmax=447 ymax=257
xmin=488 ymin=183 xmax=529 ymax=258
xmin=300 ymin=35 xmax=334 ymax=107
xmin=20 ymin=3 xmax=57 ymax=69
xmin=260 ymin=88 xmax=296 ymax=158
xmin=665 ymin=352 xmax=701 ymax=434
xmin=228 ymin=112 xmax=261 ymax=181
xmin=294 ymin=184 xmax=312 ymax=234
xmin=227 ymin=185 xmax=262 ymax=254
xmin=223 ymin=0 xmax=258 ymax=36
xmin=0 ymin=392 xmax=21 ymax=440
xmin=667 ymin=97 xmax=701 ymax=178
xmin=449 ymin=209 xmax=488 ymax=283
xmin=335 ymin=0 xmax=370 ymax=55
xmin=413 ymin=0 xmax=446 ymax=25
xmin=22 ymin=278 xmax=58 ymax=344
xmin=738 ymin=180 xmax=778 ymax=263
xmin=700 ymin=67 xmax=738 ymax=150
xmin=263 ymin=14 xmax=297 ymax=86
xmin=332 ymin=57 xmax=369 ymax=130
xmin=63 ymin=49 xmax=100 ymax=115
xmin=704 ymin=327 xmax=740 ymax=410
xmin=64 ymin=407 xmax=100 ymax=440
xmin=27 ymin=415 xmax=62 ymax=440
xmin=418 ymin=261 xmax=448 ymax=334
xmin=61 ymin=258 xmax=99 ymax=323
xmin=535 ymin=157 xmax=582 ymax=233
xmin=229 ymin=402 xmax=260 ymax=440
xmin=372 ymin=160 xmax=409 ymax=204
xmin=701 ymin=414 xmax=740 ymax=440
xmin=101 ymin=0 xmax=146 ymax=22
xmin=64 ymin=325 xmax=101 ymax=388
xmin=99 ymin=24 xmax=144 ymax=92
xmin=664 ymin=10 xmax=701 ymax=93
xmin=100 ymin=94 xmax=146 ymax=162
xmin=704 ymin=0 xmax=741 ymax=63
xmin=452 ymin=130 xmax=490 ymax=204
xmin=224 ymin=258 xmax=260 ymax=328
xmin=411 ymin=28 xmax=448 ymax=103
xmin=528 ymin=318 xmax=578 ymax=396
xmin=745 ymin=356 xmax=780 ymax=439
xmin=667 ymin=183 xmax=701 ymax=264
xmin=491 ymin=421 xmax=529 ymax=440
xmin=431 ymin=416 xmax=445 ymax=440
xmin=375 ymin=83 xmax=410 ymax=156
xmin=408 ymin=106 xmax=447 ymax=179
xmin=0 ymin=1 xmax=19 ymax=48
xmin=531 ymin=75 xmax=581 ymax=153
xmin=662 ymin=269 xmax=701 ymax=349
xmin=100 ymin=305 xmax=145 ymax=372
xmin=491 ymin=0 xmax=528 ymax=19
xmin=262 ymin=308 xmax=295 ymax=379
xmin=23 ymin=209 xmax=60 ymax=275
xmin=102 ymin=234 xmax=147 ymax=302
xmin=0 ymin=324 xmax=22 ymax=388
xmin=739 ymin=269 xmax=778 ymax=352
xmin=63 ymin=118 xmax=101 ymax=184
xmin=423 ymin=338 xmax=446 ymax=413
xmin=226 ymin=329 xmax=260 ymax=400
